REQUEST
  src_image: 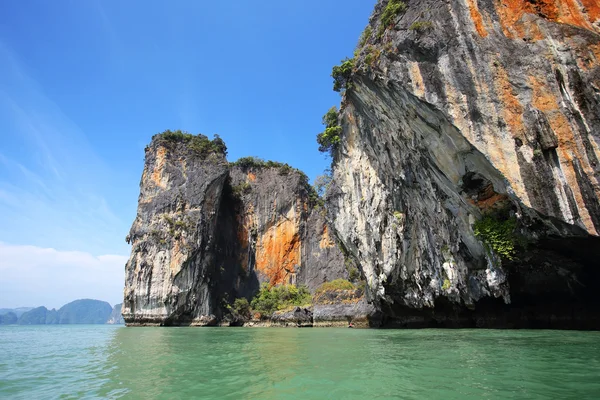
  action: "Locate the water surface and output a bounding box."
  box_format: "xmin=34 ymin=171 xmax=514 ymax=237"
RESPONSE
xmin=1 ymin=325 xmax=599 ymax=399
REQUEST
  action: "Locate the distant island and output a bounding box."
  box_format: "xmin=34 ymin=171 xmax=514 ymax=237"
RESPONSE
xmin=0 ymin=299 xmax=123 ymax=325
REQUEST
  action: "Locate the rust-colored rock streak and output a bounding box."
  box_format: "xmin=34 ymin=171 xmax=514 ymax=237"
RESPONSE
xmin=496 ymin=0 xmax=600 ymax=36
xmin=151 ymin=146 xmax=168 ymax=189
xmin=255 ymin=215 xmax=301 ymax=286
xmin=467 ymin=0 xmax=489 ymax=37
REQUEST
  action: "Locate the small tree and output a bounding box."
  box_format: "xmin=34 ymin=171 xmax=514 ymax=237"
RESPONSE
xmin=211 ymin=134 xmax=228 ymax=156
xmin=331 ymin=58 xmax=354 ymax=92
xmin=317 ymin=107 xmax=342 ymax=156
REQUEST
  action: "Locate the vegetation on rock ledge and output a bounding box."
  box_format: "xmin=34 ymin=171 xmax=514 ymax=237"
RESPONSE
xmin=315 ymin=279 xmax=356 ymax=294
xmin=409 ymin=21 xmax=433 ymax=32
xmin=231 ymin=156 xmax=290 ymax=172
xmin=249 ymin=284 xmax=312 ymax=315
xmin=153 ymin=130 xmax=227 ymax=157
xmin=314 ymin=279 xmax=365 ymax=305
xmin=378 ymin=0 xmax=407 ymax=38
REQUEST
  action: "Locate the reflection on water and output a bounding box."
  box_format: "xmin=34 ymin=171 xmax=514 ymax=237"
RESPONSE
xmin=1 ymin=326 xmax=600 ymax=399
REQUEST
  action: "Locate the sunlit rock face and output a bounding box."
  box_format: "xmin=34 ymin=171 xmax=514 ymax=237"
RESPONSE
xmin=122 ymin=138 xmax=348 ymax=326
xmin=328 ymin=0 xmax=600 ymax=328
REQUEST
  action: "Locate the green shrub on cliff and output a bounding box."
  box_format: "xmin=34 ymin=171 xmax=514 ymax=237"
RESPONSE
xmin=473 ymin=215 xmax=518 ymax=260
xmin=315 ymin=279 xmax=356 ymax=294
xmin=378 ymin=0 xmax=408 ymax=37
xmin=314 ymin=279 xmax=365 ymax=305
xmin=250 ymin=284 xmax=312 ymax=315
xmin=317 ymin=107 xmax=342 ymax=156
xmin=331 ymin=58 xmax=354 ymax=92
xmin=154 ymin=130 xmax=227 ymax=157
xmin=231 ymin=181 xmax=252 ymax=198
xmin=409 ymin=21 xmax=433 ymax=32
xmin=230 ymin=156 xmax=297 ymax=175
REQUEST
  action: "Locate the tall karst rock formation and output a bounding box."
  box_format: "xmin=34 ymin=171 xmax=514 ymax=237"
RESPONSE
xmin=122 ymin=134 xmax=347 ymax=325
xmin=328 ymin=0 xmax=600 ymax=328
xmin=123 ymin=1 xmax=600 ymax=328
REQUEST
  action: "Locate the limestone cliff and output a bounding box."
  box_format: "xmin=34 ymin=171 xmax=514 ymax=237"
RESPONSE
xmin=328 ymin=0 xmax=600 ymax=328
xmin=123 ymin=134 xmax=229 ymax=325
xmin=123 ymin=135 xmax=348 ymax=326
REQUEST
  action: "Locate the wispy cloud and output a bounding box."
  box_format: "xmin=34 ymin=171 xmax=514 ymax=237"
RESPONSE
xmin=0 ymin=242 xmax=127 ymax=309
xmin=0 ymin=39 xmax=130 ymax=255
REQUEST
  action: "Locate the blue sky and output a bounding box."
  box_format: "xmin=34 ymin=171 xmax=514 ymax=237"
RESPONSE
xmin=0 ymin=0 xmax=375 ymax=308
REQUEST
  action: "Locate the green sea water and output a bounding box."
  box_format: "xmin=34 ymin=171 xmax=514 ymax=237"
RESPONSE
xmin=1 ymin=326 xmax=599 ymax=399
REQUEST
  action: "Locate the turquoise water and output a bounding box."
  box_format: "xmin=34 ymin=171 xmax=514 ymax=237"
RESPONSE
xmin=1 ymin=326 xmax=599 ymax=399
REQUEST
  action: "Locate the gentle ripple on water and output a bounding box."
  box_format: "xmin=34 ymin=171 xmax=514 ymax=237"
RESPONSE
xmin=1 ymin=326 xmax=599 ymax=399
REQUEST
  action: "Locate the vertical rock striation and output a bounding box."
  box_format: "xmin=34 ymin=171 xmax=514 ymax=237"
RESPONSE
xmin=328 ymin=0 xmax=600 ymax=328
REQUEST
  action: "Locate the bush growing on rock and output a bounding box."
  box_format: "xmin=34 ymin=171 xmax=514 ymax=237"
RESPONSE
xmin=314 ymin=279 xmax=365 ymax=305
xmin=317 ymin=107 xmax=342 ymax=156
xmin=331 ymin=58 xmax=355 ymax=92
xmin=409 ymin=21 xmax=433 ymax=32
xmin=315 ymin=279 xmax=356 ymax=294
xmin=230 ymin=156 xmax=298 ymax=175
xmin=378 ymin=0 xmax=408 ymax=37
xmin=250 ymin=284 xmax=312 ymax=315
xmin=473 ymin=215 xmax=519 ymax=260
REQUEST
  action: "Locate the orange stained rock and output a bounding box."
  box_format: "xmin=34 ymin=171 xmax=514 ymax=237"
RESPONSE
xmin=169 ymin=238 xmax=187 ymax=276
xmin=467 ymin=184 xmax=510 ymax=211
xmin=529 ymin=74 xmax=581 ymax=160
xmin=493 ymin=63 xmax=525 ymax=138
xmin=529 ymin=75 xmax=598 ymax=233
xmin=247 ymin=172 xmax=256 ymax=182
xmin=530 ymin=75 xmax=560 ymax=112
xmin=319 ymin=224 xmax=336 ymax=249
xmin=255 ymin=217 xmax=301 ymax=286
xmin=580 ymin=0 xmax=600 ymax=23
xmin=467 ymin=0 xmax=489 ymax=37
xmin=496 ymin=0 xmax=599 ymax=37
xmin=408 ymin=62 xmax=426 ymax=98
xmin=576 ymin=43 xmax=600 ymax=71
xmin=151 ymin=146 xmax=168 ymax=189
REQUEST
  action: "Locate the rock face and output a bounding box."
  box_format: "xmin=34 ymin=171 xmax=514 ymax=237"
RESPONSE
xmin=328 ymin=0 xmax=600 ymax=328
xmin=123 ymin=137 xmax=349 ymax=326
xmin=122 ymin=135 xmax=230 ymax=325
xmin=107 ymin=304 xmax=124 ymax=325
